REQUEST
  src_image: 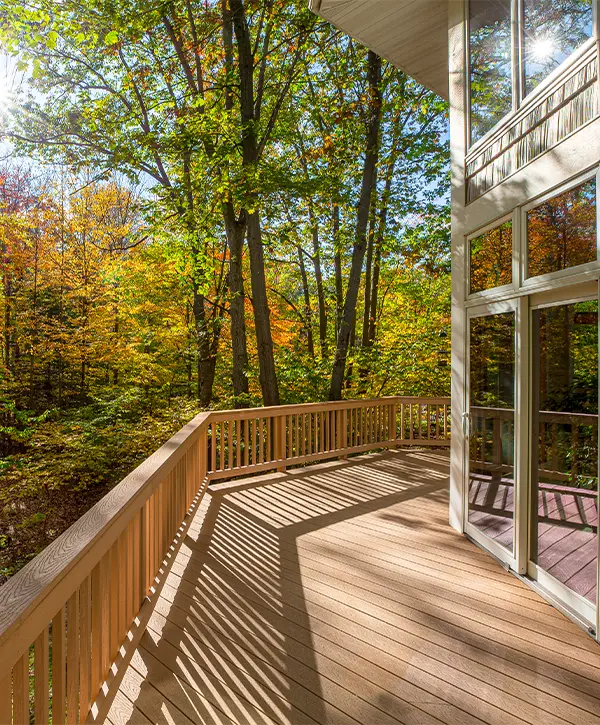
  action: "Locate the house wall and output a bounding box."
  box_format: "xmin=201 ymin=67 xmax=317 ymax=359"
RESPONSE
xmin=448 ymin=0 xmax=600 ymax=640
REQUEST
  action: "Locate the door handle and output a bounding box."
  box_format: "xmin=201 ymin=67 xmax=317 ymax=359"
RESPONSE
xmin=462 ymin=412 xmax=473 ymax=439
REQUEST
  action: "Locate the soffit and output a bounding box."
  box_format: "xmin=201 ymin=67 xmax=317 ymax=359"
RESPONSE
xmin=309 ymin=0 xmax=449 ymax=99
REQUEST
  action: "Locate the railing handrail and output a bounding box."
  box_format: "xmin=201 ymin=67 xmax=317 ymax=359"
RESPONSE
xmin=0 ymin=395 xmax=450 ymax=721
xmin=0 ymin=411 xmax=211 ymax=681
xmin=207 ymin=395 xmax=451 ymax=422
xmin=472 ymin=405 xmax=598 ymax=424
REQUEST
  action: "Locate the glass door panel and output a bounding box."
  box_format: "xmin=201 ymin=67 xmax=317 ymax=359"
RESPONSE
xmin=468 ymin=311 xmax=516 ymax=552
xmin=531 ymin=301 xmax=598 ymax=605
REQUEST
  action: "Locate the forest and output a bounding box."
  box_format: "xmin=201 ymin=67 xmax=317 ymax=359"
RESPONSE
xmin=0 ymin=0 xmax=450 ymax=580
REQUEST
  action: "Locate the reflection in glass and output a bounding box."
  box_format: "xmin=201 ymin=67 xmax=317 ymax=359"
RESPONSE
xmin=527 ymin=179 xmax=596 ymax=279
xmin=468 ymin=312 xmax=515 ymax=551
xmin=523 ymin=0 xmax=593 ymax=96
xmin=531 ymin=301 xmax=598 ymax=603
xmin=470 ymin=220 xmax=513 ymax=294
xmin=469 ymin=0 xmax=512 ymax=144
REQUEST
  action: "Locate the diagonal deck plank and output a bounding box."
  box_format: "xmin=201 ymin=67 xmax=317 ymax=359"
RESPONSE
xmin=104 ymin=449 xmax=600 ymax=725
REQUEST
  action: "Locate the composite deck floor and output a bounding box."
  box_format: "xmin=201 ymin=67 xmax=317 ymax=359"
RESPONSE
xmin=103 ymin=449 xmax=600 ymax=725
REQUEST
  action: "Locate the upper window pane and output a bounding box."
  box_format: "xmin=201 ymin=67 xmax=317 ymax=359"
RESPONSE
xmin=527 ymin=179 xmax=597 ymax=279
xmin=470 ymin=220 xmax=513 ymax=294
xmin=523 ymin=0 xmax=593 ymax=96
xmin=469 ymin=0 xmax=513 ymax=144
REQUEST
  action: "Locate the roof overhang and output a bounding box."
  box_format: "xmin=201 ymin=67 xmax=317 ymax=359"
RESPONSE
xmin=309 ymin=0 xmax=449 ymax=100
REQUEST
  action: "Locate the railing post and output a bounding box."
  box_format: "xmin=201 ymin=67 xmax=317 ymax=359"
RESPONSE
xmin=275 ymin=415 xmax=286 ymax=472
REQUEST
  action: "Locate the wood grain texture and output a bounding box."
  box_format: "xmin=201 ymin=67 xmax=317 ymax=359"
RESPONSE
xmin=106 ymin=450 xmax=600 ymax=725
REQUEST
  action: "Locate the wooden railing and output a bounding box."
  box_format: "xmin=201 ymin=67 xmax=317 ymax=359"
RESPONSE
xmin=0 ymin=396 xmax=449 ymax=725
xmin=471 ymin=405 xmax=599 ymax=484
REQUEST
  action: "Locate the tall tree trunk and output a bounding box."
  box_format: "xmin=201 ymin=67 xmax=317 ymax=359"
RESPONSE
xmin=231 ymin=0 xmax=280 ymax=405
xmin=333 ymin=203 xmax=343 ymax=340
xmin=193 ymin=285 xmax=218 ymax=407
xmin=222 ymin=2 xmax=250 ymax=406
xmin=361 ymin=203 xmax=376 ymax=347
xmin=329 ymin=51 xmax=382 ymax=401
xmin=246 ymin=212 xmax=280 ymax=405
xmin=297 ymin=245 xmax=315 ymax=359
xmin=308 ymin=209 xmax=327 ymax=357
xmin=368 ymin=236 xmax=382 ymax=343
xmin=182 ymin=147 xmax=220 ymax=407
xmin=224 ymin=205 xmax=250 ymax=405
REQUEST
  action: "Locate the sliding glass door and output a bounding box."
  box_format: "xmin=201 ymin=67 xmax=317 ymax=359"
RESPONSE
xmin=466 ymin=303 xmax=516 ymax=564
xmin=528 ymin=296 xmax=599 ymax=622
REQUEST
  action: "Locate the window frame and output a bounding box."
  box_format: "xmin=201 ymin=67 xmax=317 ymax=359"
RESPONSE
xmin=466 ymin=211 xmax=518 ymax=301
xmin=520 ymin=167 xmax=600 ymax=291
xmin=466 ymin=0 xmax=598 ymax=152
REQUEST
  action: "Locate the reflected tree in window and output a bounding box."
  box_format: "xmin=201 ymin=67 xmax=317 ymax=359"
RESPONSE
xmin=469 ymin=0 xmax=512 ymax=143
xmin=527 ymin=179 xmax=596 ymax=278
xmin=468 ymin=312 xmax=515 ymax=552
xmin=531 ymin=300 xmax=598 ymax=602
xmin=523 ymin=0 xmax=593 ymax=95
xmin=470 ymin=220 xmax=512 ymax=294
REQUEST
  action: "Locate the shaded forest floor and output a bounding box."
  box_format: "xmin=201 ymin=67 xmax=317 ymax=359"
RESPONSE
xmin=0 ymin=393 xmax=201 ymax=584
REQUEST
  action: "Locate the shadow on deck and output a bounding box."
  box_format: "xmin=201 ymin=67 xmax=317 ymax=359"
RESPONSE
xmin=100 ymin=449 xmax=600 ymax=725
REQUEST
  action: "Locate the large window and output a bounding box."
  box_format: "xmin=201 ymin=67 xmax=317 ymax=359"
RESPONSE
xmin=526 ymin=178 xmax=597 ymax=279
xmin=469 ymin=0 xmax=594 ymax=146
xmin=469 ymin=0 xmax=512 ymax=144
xmin=470 ymin=220 xmax=513 ymax=293
xmin=523 ymin=0 xmax=594 ymax=95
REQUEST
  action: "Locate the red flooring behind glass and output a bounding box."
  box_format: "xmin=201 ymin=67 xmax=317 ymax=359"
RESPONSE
xmin=468 ymin=476 xmax=598 ymax=602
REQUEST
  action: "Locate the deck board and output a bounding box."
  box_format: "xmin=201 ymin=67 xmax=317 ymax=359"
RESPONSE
xmin=105 ymin=449 xmax=600 ymax=725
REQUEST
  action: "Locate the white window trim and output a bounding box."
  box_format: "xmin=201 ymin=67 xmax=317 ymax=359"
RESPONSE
xmin=466 ymin=0 xmax=597 ymax=154
xmin=521 ymin=166 xmax=600 ymax=290
xmin=465 ymin=212 xmax=516 ymax=302
xmin=464 ymin=299 xmax=519 ymax=571
xmin=526 ymin=281 xmax=599 ymax=629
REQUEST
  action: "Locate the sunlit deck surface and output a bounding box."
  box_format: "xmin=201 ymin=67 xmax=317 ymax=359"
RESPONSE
xmin=103 ymin=450 xmax=600 ymax=725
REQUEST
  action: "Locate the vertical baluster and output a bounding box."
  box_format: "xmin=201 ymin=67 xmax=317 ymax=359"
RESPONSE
xmin=223 ymin=421 xmax=229 ymax=470
xmin=66 ymin=591 xmax=79 ymax=725
xmin=91 ymin=563 xmax=102 ymax=704
xmin=249 ymin=419 xmax=254 ymax=466
xmin=571 ymin=423 xmax=579 ymax=480
xmin=293 ymin=414 xmax=298 ymax=457
xmin=409 ymin=404 xmax=414 ymax=441
xmin=100 ymin=553 xmax=110 ymax=683
xmin=258 ymin=418 xmax=264 ymax=463
xmin=79 ymin=577 xmax=91 ymax=724
xmin=13 ymin=653 xmax=29 ymax=725
xmin=210 ymin=423 xmax=216 ymax=473
xmin=317 ymin=411 xmax=322 ymax=452
xmin=0 ymin=673 xmax=12 ymax=725
xmin=118 ymin=532 xmax=127 ymax=643
xmin=287 ymin=415 xmax=292 ymax=460
xmin=52 ymin=605 xmax=66 ymax=725
xmin=266 ymin=416 xmax=272 ymax=462
xmin=109 ymin=544 xmax=118 ymax=663
xmin=134 ymin=512 xmax=141 ymax=613
xmin=34 ymin=627 xmax=49 ymax=725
